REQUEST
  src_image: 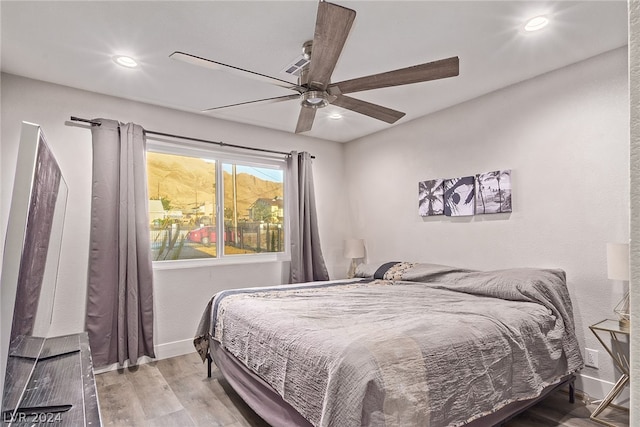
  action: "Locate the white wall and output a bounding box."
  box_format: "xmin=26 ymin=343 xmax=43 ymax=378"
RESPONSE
xmin=629 ymin=0 xmax=639 ymax=420
xmin=345 ymin=47 xmax=630 ymax=402
xmin=0 ymin=73 xmax=349 ymax=360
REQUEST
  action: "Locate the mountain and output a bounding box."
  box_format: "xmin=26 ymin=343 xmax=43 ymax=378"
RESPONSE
xmin=147 ymin=152 xmax=283 ymax=220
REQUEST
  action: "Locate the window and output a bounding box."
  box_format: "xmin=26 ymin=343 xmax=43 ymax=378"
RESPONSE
xmin=146 ymin=145 xmax=286 ymax=264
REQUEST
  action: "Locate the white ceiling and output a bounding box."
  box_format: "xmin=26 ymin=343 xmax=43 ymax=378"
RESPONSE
xmin=1 ymin=1 xmax=628 ymax=143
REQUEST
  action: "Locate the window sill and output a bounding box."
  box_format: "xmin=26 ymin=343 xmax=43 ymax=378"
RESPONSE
xmin=152 ymin=252 xmax=290 ymax=270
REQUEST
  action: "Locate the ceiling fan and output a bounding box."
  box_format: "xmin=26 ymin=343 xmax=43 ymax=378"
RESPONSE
xmin=170 ymin=1 xmax=459 ymax=134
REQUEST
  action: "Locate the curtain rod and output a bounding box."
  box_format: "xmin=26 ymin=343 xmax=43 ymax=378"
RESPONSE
xmin=69 ymin=116 xmax=314 ymax=159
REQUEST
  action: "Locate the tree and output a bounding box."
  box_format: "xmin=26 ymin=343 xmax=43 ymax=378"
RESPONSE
xmin=224 ymin=207 xmax=234 ymax=220
xmin=252 ymin=201 xmax=273 ymax=222
xmin=160 ymin=196 xmax=171 ymax=211
xmin=151 ymin=196 xmax=172 ymax=211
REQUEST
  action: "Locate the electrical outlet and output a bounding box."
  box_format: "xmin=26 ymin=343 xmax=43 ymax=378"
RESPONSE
xmin=585 ymin=348 xmax=599 ymax=368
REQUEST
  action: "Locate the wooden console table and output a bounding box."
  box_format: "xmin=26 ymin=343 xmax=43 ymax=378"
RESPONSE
xmin=2 ymin=333 xmax=101 ymax=426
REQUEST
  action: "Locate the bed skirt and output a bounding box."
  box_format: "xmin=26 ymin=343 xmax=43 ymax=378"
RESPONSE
xmin=209 ymin=340 xmax=575 ymax=427
xmin=211 ymin=340 xmax=313 ymax=427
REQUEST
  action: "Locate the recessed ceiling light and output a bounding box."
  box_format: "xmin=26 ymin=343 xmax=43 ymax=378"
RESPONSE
xmin=112 ymin=55 xmax=138 ymax=68
xmin=328 ymin=112 xmax=343 ymax=120
xmin=524 ymin=15 xmax=549 ymax=32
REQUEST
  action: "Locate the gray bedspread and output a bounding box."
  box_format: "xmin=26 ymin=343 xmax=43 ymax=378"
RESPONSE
xmin=194 ymin=264 xmax=583 ymax=427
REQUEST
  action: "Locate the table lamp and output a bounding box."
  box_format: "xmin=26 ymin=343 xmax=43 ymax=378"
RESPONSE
xmin=344 ymin=239 xmax=365 ymax=278
xmin=607 ymin=242 xmax=630 ymax=329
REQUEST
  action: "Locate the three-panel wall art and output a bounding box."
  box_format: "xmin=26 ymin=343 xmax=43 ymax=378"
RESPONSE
xmin=419 ymin=170 xmax=512 ymax=217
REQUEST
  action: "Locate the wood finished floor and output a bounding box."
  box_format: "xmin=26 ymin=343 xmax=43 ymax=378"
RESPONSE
xmin=95 ymin=352 xmax=629 ymax=426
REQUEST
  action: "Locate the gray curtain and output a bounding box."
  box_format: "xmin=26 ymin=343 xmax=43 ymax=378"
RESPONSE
xmin=287 ymin=151 xmax=329 ymax=283
xmin=86 ymin=119 xmax=155 ymax=367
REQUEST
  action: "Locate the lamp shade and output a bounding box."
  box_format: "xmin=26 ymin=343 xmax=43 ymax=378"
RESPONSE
xmin=344 ymin=239 xmax=365 ymax=259
xmin=607 ymin=242 xmax=629 ymax=281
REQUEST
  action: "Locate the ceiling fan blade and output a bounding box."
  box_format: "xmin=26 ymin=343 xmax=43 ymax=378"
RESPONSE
xmin=331 ymin=95 xmax=405 ymax=124
xmin=306 ymin=2 xmax=356 ymax=90
xmin=202 ymin=94 xmax=300 ymax=112
xmin=329 ymin=56 xmax=459 ymax=95
xmin=295 ymin=107 xmax=317 ymax=134
xmin=170 ymin=51 xmax=303 ymax=91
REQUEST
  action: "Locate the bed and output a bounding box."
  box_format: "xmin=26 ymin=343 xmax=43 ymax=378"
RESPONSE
xmin=194 ymin=262 xmax=584 ymax=426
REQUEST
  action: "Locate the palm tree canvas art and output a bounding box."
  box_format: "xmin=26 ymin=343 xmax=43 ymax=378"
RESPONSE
xmin=475 ymin=170 xmax=512 ymax=214
xmin=444 ymin=176 xmax=475 ymax=216
xmin=418 ymin=179 xmax=444 ymax=216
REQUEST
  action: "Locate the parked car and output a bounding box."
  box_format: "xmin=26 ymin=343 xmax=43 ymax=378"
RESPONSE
xmin=186 ymin=226 xmax=216 ymax=246
xmin=186 ymin=226 xmax=237 ymax=247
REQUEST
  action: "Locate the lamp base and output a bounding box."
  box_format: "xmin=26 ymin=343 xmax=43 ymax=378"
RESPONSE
xmin=619 ymin=318 xmax=630 ymax=331
xmin=347 ymin=259 xmax=357 ymax=279
xmin=614 ymin=290 xmax=630 ymax=331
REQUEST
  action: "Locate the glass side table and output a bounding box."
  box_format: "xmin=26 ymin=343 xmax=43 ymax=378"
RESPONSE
xmin=588 ymin=319 xmax=629 ymax=427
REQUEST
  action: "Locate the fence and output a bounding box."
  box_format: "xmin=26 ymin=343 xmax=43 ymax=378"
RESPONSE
xmin=150 ymin=222 xmax=284 ymax=260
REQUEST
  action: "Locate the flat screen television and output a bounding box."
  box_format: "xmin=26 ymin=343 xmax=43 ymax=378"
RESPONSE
xmin=1 ymin=122 xmax=68 ymax=421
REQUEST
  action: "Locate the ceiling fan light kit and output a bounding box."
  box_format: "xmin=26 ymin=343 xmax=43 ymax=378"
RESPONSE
xmin=301 ymin=91 xmax=330 ymax=109
xmin=171 ymin=1 xmax=459 ymax=134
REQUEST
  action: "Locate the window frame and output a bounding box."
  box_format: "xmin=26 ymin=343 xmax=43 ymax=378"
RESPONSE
xmin=147 ymin=139 xmax=290 ymax=270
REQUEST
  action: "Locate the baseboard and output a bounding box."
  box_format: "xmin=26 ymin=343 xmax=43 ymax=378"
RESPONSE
xmin=93 ymin=338 xmax=196 ymax=374
xmin=575 ymin=373 xmax=629 ymax=408
xmin=154 ymin=338 xmax=196 ymax=360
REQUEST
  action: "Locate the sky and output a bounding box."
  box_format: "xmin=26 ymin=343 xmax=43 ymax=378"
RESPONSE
xmin=222 ymin=164 xmax=283 ymax=183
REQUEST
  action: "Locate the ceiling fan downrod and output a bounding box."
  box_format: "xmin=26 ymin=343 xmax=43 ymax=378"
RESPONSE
xmin=302 ymin=40 xmax=312 ymax=60
xmin=298 ymin=41 xmax=332 ymax=109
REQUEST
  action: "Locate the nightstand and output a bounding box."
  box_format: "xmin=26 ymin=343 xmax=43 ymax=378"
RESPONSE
xmin=588 ymin=319 xmax=629 ymax=427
